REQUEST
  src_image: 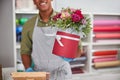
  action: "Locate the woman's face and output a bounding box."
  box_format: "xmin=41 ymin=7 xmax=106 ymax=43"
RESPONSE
xmin=33 ymin=0 xmax=52 ymax=12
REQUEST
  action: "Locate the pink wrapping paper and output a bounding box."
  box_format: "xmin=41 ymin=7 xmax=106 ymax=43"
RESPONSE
xmin=95 ymin=33 xmax=120 ymax=39
xmin=94 ymin=20 xmax=120 ymax=26
xmin=94 ymin=39 xmax=120 ymax=43
xmin=93 ymin=57 xmax=117 ymax=63
xmin=94 ymin=26 xmax=120 ymax=32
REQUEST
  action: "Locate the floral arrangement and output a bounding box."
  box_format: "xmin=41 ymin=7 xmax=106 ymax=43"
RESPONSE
xmin=50 ymin=7 xmax=91 ymax=36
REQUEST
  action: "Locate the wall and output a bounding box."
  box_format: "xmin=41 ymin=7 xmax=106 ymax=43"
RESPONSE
xmin=54 ymin=0 xmax=120 ymax=13
xmin=0 ymin=0 xmax=15 ymax=68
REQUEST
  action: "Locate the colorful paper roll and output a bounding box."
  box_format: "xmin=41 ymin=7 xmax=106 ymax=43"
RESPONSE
xmin=94 ymin=26 xmax=120 ymax=32
xmin=94 ymin=60 xmax=120 ymax=68
xmin=71 ymin=67 xmax=84 ymax=74
xmin=94 ymin=20 xmax=120 ymax=26
xmin=93 ymin=57 xmax=117 ymax=63
xmin=93 ymin=55 xmax=117 ymax=59
xmin=73 ymin=56 xmax=87 ymax=61
xmin=95 ymin=33 xmax=120 ymax=39
xmin=19 ymin=18 xmax=28 ymax=25
xmin=70 ymin=56 xmax=87 ymax=65
xmin=16 ymin=19 xmax=19 ymax=25
xmin=93 ymin=50 xmax=118 ymax=56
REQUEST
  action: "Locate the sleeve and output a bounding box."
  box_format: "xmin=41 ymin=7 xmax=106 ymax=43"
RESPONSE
xmin=20 ymin=22 xmax=33 ymax=55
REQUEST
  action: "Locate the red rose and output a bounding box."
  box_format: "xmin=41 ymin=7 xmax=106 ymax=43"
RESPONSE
xmin=74 ymin=10 xmax=84 ymax=19
xmin=72 ymin=13 xmax=81 ymax=22
xmin=53 ymin=13 xmax=61 ymax=21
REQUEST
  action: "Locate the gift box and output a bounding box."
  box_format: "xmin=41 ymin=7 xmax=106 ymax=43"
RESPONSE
xmin=11 ymin=72 xmax=49 ymax=80
xmin=0 ymin=65 xmax=2 ymax=80
xmin=52 ymin=31 xmax=80 ymax=58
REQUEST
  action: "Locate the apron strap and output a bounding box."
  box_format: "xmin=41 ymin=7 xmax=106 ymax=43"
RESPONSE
xmin=35 ymin=17 xmax=39 ymax=27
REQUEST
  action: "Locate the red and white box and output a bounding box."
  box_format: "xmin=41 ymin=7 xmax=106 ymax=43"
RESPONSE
xmin=52 ymin=31 xmax=80 ymax=58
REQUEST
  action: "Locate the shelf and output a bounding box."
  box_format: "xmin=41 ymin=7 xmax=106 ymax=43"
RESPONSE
xmin=91 ymin=67 xmax=120 ymax=73
xmin=92 ymin=42 xmax=120 ymax=46
xmin=91 ymin=12 xmax=120 ymax=74
xmin=16 ymin=41 xmax=90 ymax=49
xmin=93 ymin=12 xmax=120 ymax=16
xmin=92 ymin=49 xmax=120 ymax=52
xmin=70 ymin=64 xmax=85 ymax=68
xmin=15 ymin=9 xmax=38 ymax=14
xmin=82 ymin=42 xmax=90 ymax=46
xmin=15 ymin=5 xmax=120 ymax=75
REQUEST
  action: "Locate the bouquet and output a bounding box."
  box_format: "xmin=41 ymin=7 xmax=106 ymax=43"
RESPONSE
xmin=51 ymin=7 xmax=91 ymax=59
xmin=50 ymin=7 xmax=91 ymax=37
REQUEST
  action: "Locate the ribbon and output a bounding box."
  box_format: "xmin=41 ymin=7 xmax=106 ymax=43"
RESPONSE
xmin=56 ymin=34 xmax=80 ymax=47
xmin=45 ymin=33 xmax=80 ymax=47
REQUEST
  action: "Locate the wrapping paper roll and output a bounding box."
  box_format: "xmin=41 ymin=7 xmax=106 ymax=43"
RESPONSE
xmin=93 ymin=50 xmax=118 ymax=56
xmin=71 ymin=67 xmax=84 ymax=74
xmin=93 ymin=55 xmax=117 ymax=59
xmin=73 ymin=56 xmax=87 ymax=61
xmin=70 ymin=61 xmax=85 ymax=65
xmin=95 ymin=33 xmax=120 ymax=39
xmin=94 ymin=20 xmax=120 ymax=26
xmin=94 ymin=60 xmax=120 ymax=68
xmin=94 ymin=26 xmax=120 ymax=32
xmin=70 ymin=56 xmax=87 ymax=65
xmin=93 ymin=57 xmax=117 ymax=63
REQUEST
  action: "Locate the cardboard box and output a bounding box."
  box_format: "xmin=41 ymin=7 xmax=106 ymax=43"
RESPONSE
xmin=11 ymin=72 xmax=49 ymax=80
xmin=0 ymin=65 xmax=2 ymax=80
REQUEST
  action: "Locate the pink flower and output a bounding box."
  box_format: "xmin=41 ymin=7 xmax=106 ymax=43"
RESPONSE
xmin=82 ymin=19 xmax=86 ymax=25
xmin=60 ymin=12 xmax=66 ymax=18
xmin=70 ymin=8 xmax=76 ymax=12
xmin=60 ymin=12 xmax=71 ymax=19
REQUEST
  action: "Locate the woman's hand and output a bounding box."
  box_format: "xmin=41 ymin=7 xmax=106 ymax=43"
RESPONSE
xmin=76 ymin=47 xmax=84 ymax=58
xmin=25 ymin=67 xmax=34 ymax=72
